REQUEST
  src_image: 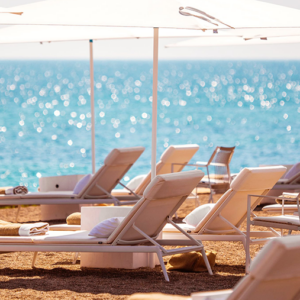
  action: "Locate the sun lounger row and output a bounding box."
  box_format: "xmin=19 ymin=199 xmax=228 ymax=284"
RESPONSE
xmin=0 ymin=170 xmax=213 ymax=281
xmin=51 ymin=165 xmax=286 ymax=264
xmin=0 ymin=144 xmax=200 ymax=221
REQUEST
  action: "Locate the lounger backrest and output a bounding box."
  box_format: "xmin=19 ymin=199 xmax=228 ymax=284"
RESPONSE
xmin=227 ymin=235 xmax=300 ymax=300
xmin=194 ymin=166 xmax=286 ymax=233
xmin=285 ymin=171 xmax=300 ymax=184
xmin=134 ymin=144 xmax=199 ymax=195
xmin=283 ymin=162 xmax=300 ymax=182
xmin=106 ymin=170 xmax=204 ymax=244
xmin=78 ymin=147 xmax=145 ymax=198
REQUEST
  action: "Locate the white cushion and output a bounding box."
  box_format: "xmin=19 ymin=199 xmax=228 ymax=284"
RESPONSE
xmin=183 ymin=204 xmax=215 ymax=227
xmin=73 ymin=174 xmax=93 ymax=194
xmin=89 ymin=217 xmax=124 ymax=238
xmin=126 ymin=174 xmax=147 ymax=190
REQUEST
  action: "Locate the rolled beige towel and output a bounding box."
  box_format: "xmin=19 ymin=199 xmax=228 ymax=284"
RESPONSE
xmin=276 ymin=192 xmax=300 ymax=205
xmin=0 ymin=220 xmax=49 ymax=236
xmin=166 ymin=250 xmax=217 ymax=272
xmin=66 ymin=212 xmax=81 ymax=225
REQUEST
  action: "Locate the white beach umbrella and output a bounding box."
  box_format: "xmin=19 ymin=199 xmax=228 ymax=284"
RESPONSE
xmin=166 ymin=35 xmax=300 ymax=48
xmin=3 ymin=0 xmax=300 ymax=179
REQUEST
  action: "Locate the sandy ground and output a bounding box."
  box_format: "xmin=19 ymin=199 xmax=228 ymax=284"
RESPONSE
xmin=0 ymin=194 xmax=278 ymax=299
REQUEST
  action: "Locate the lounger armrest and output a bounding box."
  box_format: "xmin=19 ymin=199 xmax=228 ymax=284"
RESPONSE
xmin=277 ymin=179 xmax=289 ymax=184
xmin=191 ymin=290 xmax=232 ymax=300
xmin=209 ymin=162 xmax=227 ymax=167
xmin=195 ymin=161 xmax=209 ymax=167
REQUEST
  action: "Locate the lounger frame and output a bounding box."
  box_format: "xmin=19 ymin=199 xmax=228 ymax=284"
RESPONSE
xmin=245 ymin=193 xmax=300 ymax=272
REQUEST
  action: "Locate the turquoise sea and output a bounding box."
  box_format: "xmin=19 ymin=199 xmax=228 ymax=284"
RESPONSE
xmin=0 ymin=60 xmax=300 ymax=191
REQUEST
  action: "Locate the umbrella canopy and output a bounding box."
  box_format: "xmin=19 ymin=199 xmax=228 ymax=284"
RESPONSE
xmin=166 ymin=35 xmax=300 ymax=48
xmin=1 ymin=0 xmax=300 ymax=30
xmin=0 ymin=25 xmax=203 ymax=44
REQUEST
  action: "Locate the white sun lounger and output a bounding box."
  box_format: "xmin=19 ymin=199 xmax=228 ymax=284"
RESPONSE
xmin=0 ymin=147 xmax=144 ymax=208
xmin=189 ymin=235 xmax=300 ymax=299
xmin=162 ymin=166 xmax=286 ymax=259
xmin=246 ymin=192 xmax=300 ymax=271
xmin=260 ymin=163 xmax=300 ymax=206
xmin=0 ymin=170 xmax=212 ymax=281
xmin=111 ymin=144 xmax=199 ymax=200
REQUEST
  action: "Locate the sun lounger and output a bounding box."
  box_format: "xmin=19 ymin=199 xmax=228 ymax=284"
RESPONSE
xmin=0 ymin=170 xmax=213 ymax=281
xmin=162 ymin=166 xmax=286 ymax=259
xmin=111 ymin=144 xmax=199 ymax=200
xmin=187 ymin=146 xmax=235 ymax=203
xmin=0 ymin=147 xmax=144 ymax=210
xmin=246 ymin=192 xmax=300 ymax=270
xmin=133 ymin=235 xmax=300 ymax=299
xmin=260 ymin=163 xmax=300 ymax=205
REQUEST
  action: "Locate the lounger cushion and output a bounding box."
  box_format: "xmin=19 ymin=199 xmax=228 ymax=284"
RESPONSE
xmin=262 ymin=204 xmax=298 ymax=212
xmin=89 ymin=217 xmax=125 ymax=238
xmin=104 ymin=147 xmax=145 ymax=166
xmin=253 ymin=215 xmax=300 ymax=226
xmin=231 ymin=166 xmax=286 ymax=192
xmin=183 ymin=204 xmax=215 ymax=227
xmin=73 ymin=174 xmax=93 ymax=194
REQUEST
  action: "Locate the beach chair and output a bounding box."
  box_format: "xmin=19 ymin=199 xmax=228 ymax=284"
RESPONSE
xmin=185 ymin=146 xmax=235 ymax=203
xmin=0 ymin=147 xmax=145 ymax=220
xmin=111 ymin=144 xmax=199 ymax=200
xmin=131 ymin=235 xmax=300 ymax=299
xmin=245 ymin=192 xmax=300 ymax=270
xmin=162 ymin=166 xmax=286 ymax=258
xmin=0 ymin=170 xmax=213 ymax=281
xmin=260 ymin=162 xmax=300 ymax=207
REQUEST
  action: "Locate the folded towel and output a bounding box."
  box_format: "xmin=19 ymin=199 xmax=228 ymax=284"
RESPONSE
xmin=276 ymin=192 xmax=300 ymax=205
xmin=5 ymin=186 xmax=28 ymax=195
xmin=0 ymin=220 xmax=49 ymax=236
xmin=166 ymin=250 xmax=217 ymax=272
xmin=0 ymin=187 xmax=13 ymax=195
xmin=66 ymin=212 xmax=81 ymax=225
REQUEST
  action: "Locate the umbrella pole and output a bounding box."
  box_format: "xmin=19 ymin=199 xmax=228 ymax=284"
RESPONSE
xmin=89 ymin=39 xmax=96 ymax=174
xmin=151 ymin=27 xmax=159 ymax=180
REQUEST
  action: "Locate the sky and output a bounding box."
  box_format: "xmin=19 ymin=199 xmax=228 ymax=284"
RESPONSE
xmin=0 ymin=0 xmax=300 ymax=60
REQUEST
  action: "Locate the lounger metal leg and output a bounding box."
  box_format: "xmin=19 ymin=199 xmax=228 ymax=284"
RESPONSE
xmin=15 ymin=205 xmax=21 ymax=222
xmin=288 ymin=230 xmax=293 ymax=235
xmin=245 ymin=195 xmax=251 ymax=274
xmin=207 ymin=167 xmax=214 ymax=203
xmin=200 ymin=248 xmax=213 ymax=275
xmin=32 ymin=252 xmax=38 ymax=268
xmin=156 ymin=249 xmax=169 ymax=282
xmin=72 ymin=252 xmax=79 ymax=264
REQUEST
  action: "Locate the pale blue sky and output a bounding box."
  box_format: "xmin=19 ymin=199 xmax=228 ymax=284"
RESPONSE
xmin=0 ymin=0 xmax=300 ymax=60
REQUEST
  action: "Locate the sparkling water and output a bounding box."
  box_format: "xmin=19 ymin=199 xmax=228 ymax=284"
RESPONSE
xmin=0 ymin=60 xmax=299 ymax=191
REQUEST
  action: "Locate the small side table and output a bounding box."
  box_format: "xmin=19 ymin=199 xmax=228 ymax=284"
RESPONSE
xmin=80 ymin=206 xmax=159 ymax=269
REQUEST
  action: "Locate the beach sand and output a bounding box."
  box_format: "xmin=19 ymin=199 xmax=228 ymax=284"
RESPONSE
xmin=0 ymin=194 xmax=277 ymax=299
